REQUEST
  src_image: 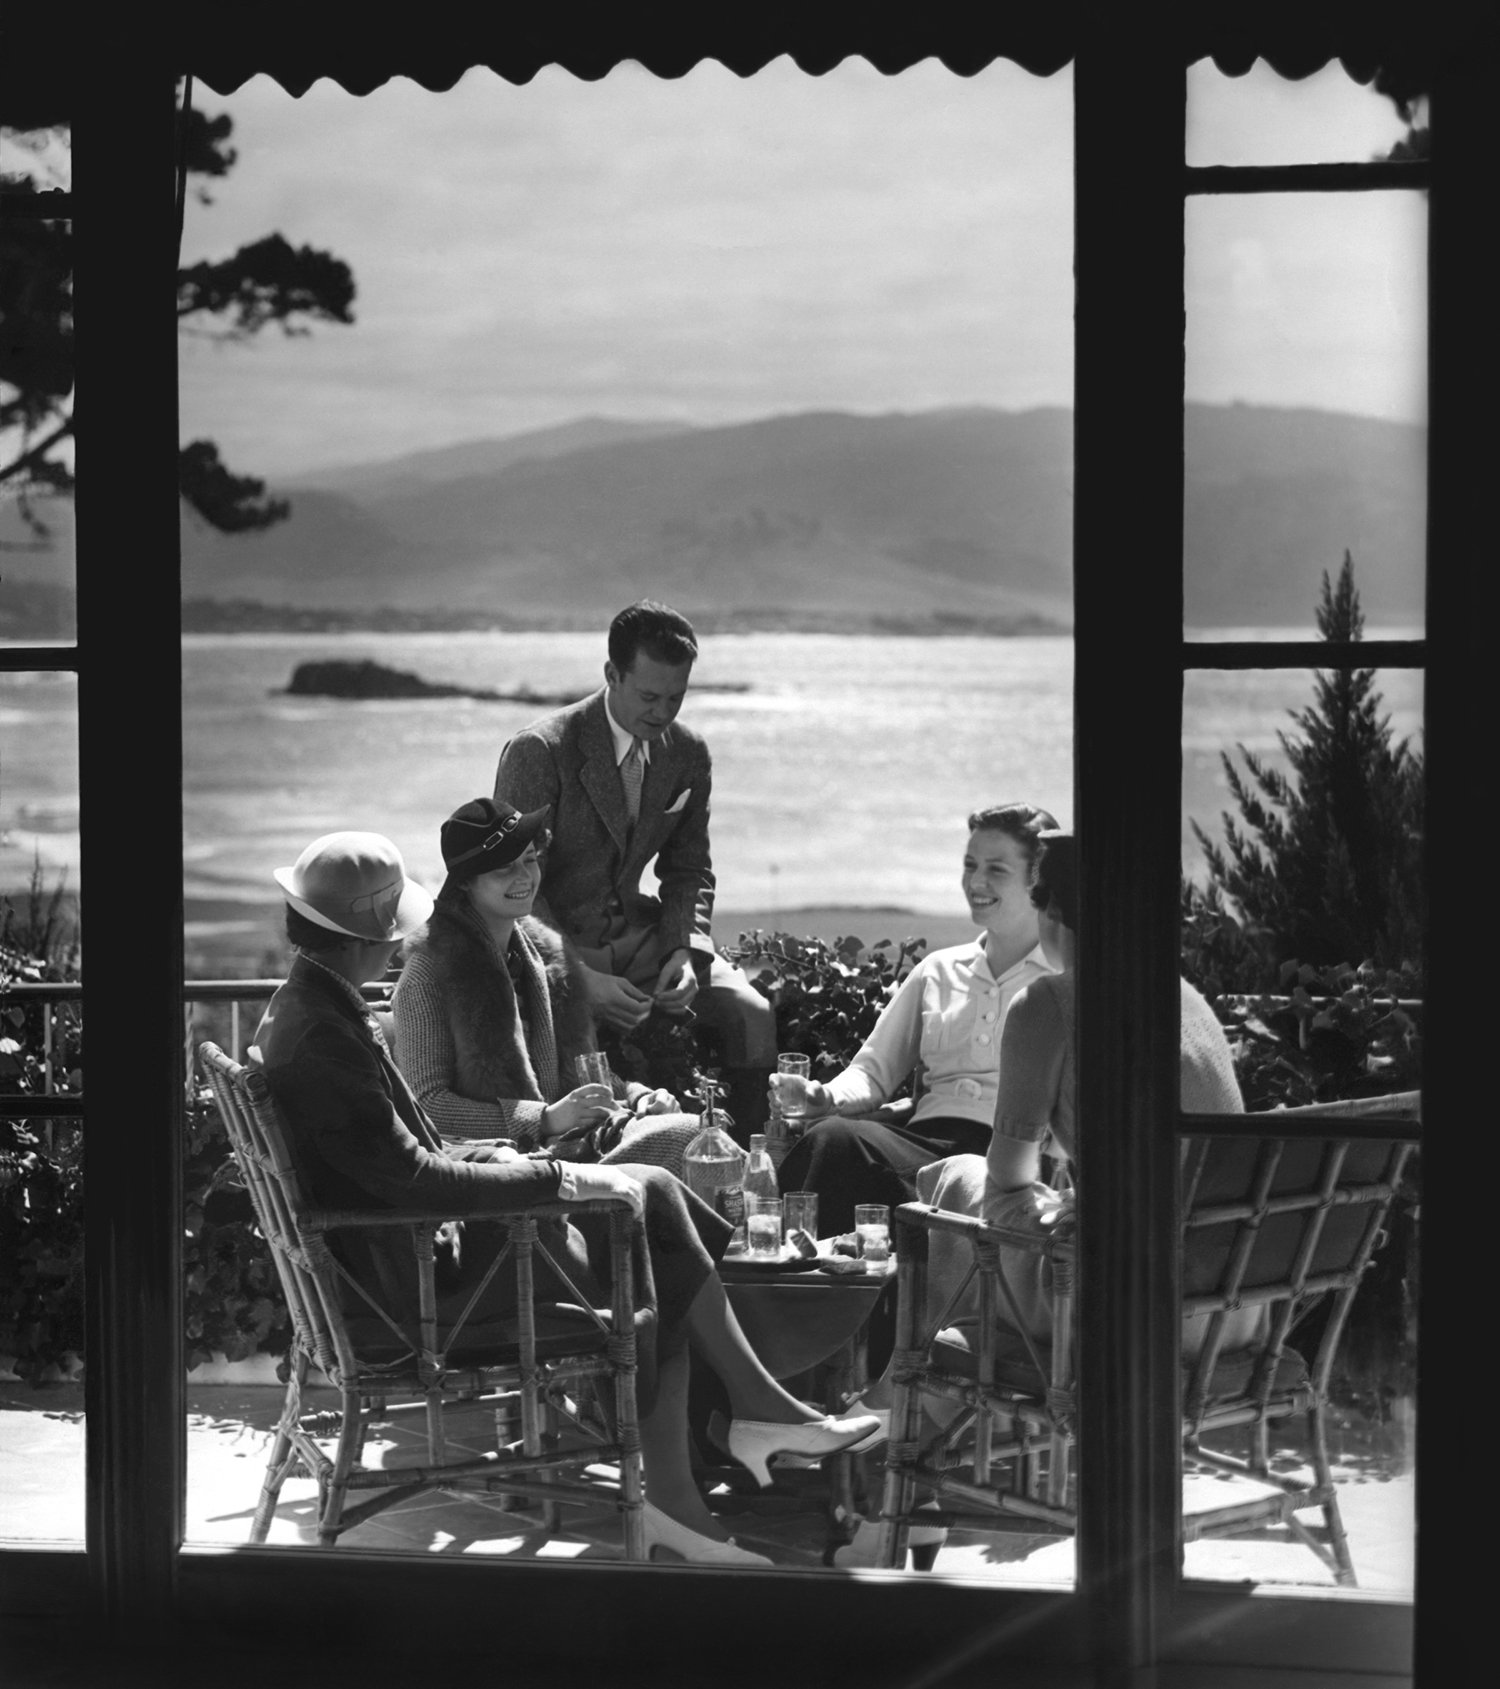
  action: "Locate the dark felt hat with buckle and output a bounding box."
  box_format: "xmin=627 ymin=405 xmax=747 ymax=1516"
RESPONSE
xmin=439 ymin=797 xmax=553 ymax=885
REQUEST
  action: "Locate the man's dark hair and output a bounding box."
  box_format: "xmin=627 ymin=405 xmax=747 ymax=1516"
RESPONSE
xmin=284 ymin=905 xmax=356 ymax=955
xmin=608 ymin=600 xmax=698 ymax=673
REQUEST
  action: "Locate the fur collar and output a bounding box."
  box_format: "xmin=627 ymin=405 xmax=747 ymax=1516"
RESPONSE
xmin=411 ymin=903 xmax=595 ymax=1106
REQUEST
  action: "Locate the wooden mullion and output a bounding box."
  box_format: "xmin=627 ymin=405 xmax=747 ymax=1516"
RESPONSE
xmin=0 ymin=646 xmax=81 ymax=672
xmin=1074 ymin=35 xmax=1186 ymax=1684
xmin=1411 ymin=60 xmax=1481 ymax=1689
xmin=1185 ymin=162 xmax=1431 ymax=196
xmin=0 ymin=190 xmax=75 ymax=217
xmin=1181 ymin=639 xmax=1426 ymax=672
xmin=77 ymin=58 xmax=185 ymax=1636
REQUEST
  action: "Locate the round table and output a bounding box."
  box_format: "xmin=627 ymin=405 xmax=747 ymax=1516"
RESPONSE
xmin=719 ymin=1253 xmax=895 ymax=1380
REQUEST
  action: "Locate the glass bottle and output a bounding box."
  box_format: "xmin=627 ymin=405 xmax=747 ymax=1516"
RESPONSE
xmin=683 ymin=1078 xmax=748 ymax=1233
xmin=743 ymin=1134 xmax=779 ymax=1206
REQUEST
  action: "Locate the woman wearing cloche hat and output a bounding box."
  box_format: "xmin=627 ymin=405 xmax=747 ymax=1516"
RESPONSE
xmin=254 ymin=823 xmax=881 ymax=1564
xmin=391 ymin=796 xmax=700 ymax=1175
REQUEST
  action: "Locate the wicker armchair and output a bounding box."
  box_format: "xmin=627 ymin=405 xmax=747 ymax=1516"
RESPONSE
xmin=875 ymin=1100 xmax=1418 ymax=1585
xmin=198 ymin=1042 xmax=645 ymax=1555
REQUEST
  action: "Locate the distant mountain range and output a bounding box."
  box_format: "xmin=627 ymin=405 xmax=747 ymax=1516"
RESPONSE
xmin=1 ymin=404 xmax=1427 ymax=636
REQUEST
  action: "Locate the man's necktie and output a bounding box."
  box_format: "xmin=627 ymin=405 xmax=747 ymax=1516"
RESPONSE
xmin=621 ymin=737 xmax=645 ymax=826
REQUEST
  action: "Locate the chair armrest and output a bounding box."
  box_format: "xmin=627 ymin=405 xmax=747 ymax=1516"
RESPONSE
xmin=302 ymin=1198 xmax=635 ymax=1234
xmin=893 ymin=1200 xmax=1062 ymax=1258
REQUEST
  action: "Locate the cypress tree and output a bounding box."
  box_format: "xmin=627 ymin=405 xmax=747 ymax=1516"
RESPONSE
xmin=1184 ymin=554 xmax=1425 ymax=990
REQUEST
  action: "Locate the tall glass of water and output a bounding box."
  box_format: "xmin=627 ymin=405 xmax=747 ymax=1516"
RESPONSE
xmin=746 ymin=1196 xmax=784 ymax=1259
xmin=855 ymin=1204 xmax=891 ymax=1266
xmin=784 ymin=1190 xmax=819 ymax=1241
xmin=776 ymin=1053 xmax=812 ymax=1123
xmin=574 ymin=1052 xmax=612 ymax=1088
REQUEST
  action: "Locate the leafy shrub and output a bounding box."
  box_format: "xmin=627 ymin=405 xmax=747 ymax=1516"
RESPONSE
xmin=1212 ymin=959 xmax=1421 ymax=1112
xmin=182 ymin=1083 xmax=292 ymax=1369
xmin=0 ymin=1120 xmax=84 ymax=1381
xmin=2 ymin=865 xmax=84 ymax=1382
xmin=723 ymin=928 xmax=929 ymax=1082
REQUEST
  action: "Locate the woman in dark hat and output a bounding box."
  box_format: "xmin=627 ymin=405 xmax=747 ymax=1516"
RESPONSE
xmin=257 ymin=827 xmax=881 ymax=1565
xmin=393 ymin=796 xmax=699 ymax=1174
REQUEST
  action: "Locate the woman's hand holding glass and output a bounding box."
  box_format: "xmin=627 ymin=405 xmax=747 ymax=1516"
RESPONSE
xmin=542 ymin=1083 xmax=615 ymax=1140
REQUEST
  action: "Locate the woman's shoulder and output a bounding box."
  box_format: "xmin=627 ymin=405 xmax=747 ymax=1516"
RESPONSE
xmin=1009 ymin=970 xmax=1072 ymax=1030
xmin=398 ymin=905 xmax=491 ymax=995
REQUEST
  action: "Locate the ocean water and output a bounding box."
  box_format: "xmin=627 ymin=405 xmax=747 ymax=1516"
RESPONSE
xmin=2 ymin=631 xmax=1423 ymax=921
xmin=175 ymin=631 xmax=1077 ymax=917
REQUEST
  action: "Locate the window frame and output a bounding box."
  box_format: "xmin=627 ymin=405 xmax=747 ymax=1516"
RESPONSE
xmin=2 ymin=20 xmax=1476 ymax=1685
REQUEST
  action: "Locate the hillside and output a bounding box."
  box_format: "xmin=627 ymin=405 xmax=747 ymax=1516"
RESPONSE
xmin=2 ymin=404 xmax=1428 ymax=636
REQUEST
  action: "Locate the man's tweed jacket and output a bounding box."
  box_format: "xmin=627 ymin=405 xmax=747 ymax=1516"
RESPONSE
xmin=493 ymin=687 xmax=716 ymax=970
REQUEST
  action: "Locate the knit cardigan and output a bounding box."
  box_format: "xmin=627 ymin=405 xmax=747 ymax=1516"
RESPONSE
xmin=393 ymin=903 xmax=601 ymax=1146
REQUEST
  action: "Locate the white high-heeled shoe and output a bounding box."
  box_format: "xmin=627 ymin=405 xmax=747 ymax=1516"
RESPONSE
xmin=639 ymin=1500 xmax=774 ymax=1567
xmin=725 ymin=1412 xmax=884 ymax=1488
xmin=773 ymin=1399 xmax=890 ymax=1466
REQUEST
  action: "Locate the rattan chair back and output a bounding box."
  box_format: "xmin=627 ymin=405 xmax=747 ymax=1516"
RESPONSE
xmin=198 ymin=1041 xmax=645 ymax=1554
xmin=876 ymin=1103 xmax=1417 ymax=1585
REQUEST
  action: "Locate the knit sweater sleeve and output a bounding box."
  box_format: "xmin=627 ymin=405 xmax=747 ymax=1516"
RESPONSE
xmin=1177 ymin=978 xmax=1245 ymax=1114
xmin=392 ymin=948 xmax=545 ymax=1147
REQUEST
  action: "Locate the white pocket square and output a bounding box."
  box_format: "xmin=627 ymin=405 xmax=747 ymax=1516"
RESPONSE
xmin=664 ymin=788 xmax=691 ymax=815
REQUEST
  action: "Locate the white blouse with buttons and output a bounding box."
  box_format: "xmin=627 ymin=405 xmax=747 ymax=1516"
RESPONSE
xmin=823 ymin=940 xmax=1054 ymax=1129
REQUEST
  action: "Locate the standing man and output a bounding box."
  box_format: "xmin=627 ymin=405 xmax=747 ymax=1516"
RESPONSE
xmin=493 ymin=600 xmax=775 ymax=1138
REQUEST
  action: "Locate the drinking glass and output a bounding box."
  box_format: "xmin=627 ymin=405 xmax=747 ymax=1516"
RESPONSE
xmin=776 ymin=1053 xmax=812 ymax=1122
xmin=746 ymin=1196 xmax=784 ymax=1259
xmin=784 ymin=1191 xmax=819 ymax=1241
xmin=574 ymin=1052 xmax=612 ymax=1088
xmin=854 ymin=1204 xmax=891 ymax=1265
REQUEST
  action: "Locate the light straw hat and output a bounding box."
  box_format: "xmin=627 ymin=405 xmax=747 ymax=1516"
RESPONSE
xmin=273 ymin=831 xmax=433 ymax=941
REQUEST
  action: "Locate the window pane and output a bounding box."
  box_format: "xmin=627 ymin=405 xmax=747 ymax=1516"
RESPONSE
xmin=0 ymin=193 xmax=74 ymax=644
xmin=1180 ymin=662 xmax=1417 ymax=1598
xmin=1182 ymin=661 xmax=1423 ymax=999
xmin=1186 ymin=60 xmax=1420 ymax=167
xmin=180 ymin=62 xmax=1077 ymax=1578
xmin=1 ymin=669 xmax=82 ymax=1543
xmin=1177 ymin=1132 xmax=1416 ymax=1600
xmin=1184 ymin=192 xmax=1426 ymax=638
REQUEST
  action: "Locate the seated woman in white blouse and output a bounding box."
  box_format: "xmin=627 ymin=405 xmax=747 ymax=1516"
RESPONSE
xmin=917 ymin=828 xmax=1246 ymax=1338
xmin=771 ymin=802 xmax=1060 ymax=1239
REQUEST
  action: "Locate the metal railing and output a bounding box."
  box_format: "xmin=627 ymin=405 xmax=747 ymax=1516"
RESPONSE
xmin=0 ymin=981 xmax=1424 ymax=1123
xmin=0 ymin=979 xmax=398 ymax=1113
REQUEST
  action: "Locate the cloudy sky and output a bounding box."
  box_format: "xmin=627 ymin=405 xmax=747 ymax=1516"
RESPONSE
xmin=177 ymin=57 xmax=1424 ymax=480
